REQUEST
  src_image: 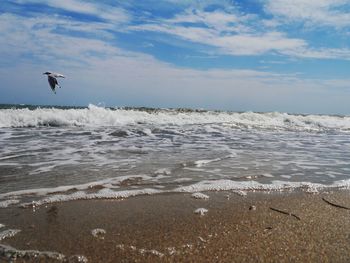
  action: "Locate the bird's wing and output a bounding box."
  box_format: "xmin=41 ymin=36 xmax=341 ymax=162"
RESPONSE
xmin=52 ymin=73 xmax=65 ymax=78
xmin=55 ymin=78 xmax=61 ymax=88
xmin=48 ymin=76 xmax=56 ymax=91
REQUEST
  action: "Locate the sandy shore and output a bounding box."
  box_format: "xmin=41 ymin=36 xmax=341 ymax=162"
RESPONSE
xmin=1 ymin=190 xmax=350 ymax=262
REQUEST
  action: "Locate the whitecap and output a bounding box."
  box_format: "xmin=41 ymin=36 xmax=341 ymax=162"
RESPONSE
xmin=1 ymin=105 xmax=350 ymax=132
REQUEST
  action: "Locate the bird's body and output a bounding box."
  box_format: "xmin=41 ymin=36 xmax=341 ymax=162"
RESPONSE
xmin=43 ymin=72 xmax=65 ymax=94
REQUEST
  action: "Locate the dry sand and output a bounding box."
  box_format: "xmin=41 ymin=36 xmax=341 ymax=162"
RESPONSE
xmin=1 ymin=190 xmax=350 ymax=262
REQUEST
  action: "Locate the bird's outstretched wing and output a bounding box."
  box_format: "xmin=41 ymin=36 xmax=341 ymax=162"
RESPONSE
xmin=48 ymin=76 xmax=58 ymax=92
xmin=52 ymin=73 xmax=65 ymax=78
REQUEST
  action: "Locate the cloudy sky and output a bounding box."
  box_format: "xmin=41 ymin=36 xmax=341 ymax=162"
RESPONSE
xmin=1 ymin=0 xmax=350 ymax=114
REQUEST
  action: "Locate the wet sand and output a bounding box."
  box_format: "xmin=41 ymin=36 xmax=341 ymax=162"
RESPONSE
xmin=1 ymin=190 xmax=350 ymax=262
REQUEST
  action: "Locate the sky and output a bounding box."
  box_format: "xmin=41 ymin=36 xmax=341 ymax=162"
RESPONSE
xmin=0 ymin=0 xmax=350 ymax=114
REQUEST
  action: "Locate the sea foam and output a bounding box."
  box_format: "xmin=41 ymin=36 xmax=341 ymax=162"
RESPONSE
xmin=1 ymin=104 xmax=350 ymax=132
xmin=1 ymin=105 xmax=350 ymax=208
xmin=0 ymin=229 xmax=21 ymax=241
xmin=0 ymin=177 xmax=350 ymax=208
xmin=0 ymin=244 xmax=87 ymax=262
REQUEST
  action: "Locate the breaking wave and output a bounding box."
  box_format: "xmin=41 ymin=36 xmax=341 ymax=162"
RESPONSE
xmin=1 ymin=104 xmax=350 ymax=132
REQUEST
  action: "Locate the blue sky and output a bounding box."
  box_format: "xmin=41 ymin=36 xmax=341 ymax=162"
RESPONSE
xmin=1 ymin=0 xmax=350 ymax=114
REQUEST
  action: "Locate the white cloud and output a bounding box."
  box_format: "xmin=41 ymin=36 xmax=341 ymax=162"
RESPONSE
xmin=129 ymin=6 xmax=350 ymax=59
xmin=9 ymin=1 xmax=350 ymax=60
xmin=265 ymin=0 xmax=350 ymax=28
xmin=168 ymin=9 xmax=241 ymax=31
xmin=13 ymin=0 xmax=130 ymax=24
xmin=129 ymin=17 xmax=304 ymax=56
xmin=285 ymin=47 xmax=350 ymax=59
xmin=0 ymin=14 xmax=120 ymax=67
xmin=214 ymin=32 xmax=306 ymax=55
xmin=128 ymin=8 xmax=307 ymax=56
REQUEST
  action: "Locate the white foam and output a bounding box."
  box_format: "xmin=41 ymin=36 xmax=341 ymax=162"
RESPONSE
xmin=154 ymin=168 xmax=172 ymax=175
xmin=138 ymin=248 xmax=164 ymax=258
xmin=0 ymin=154 xmax=33 ymax=161
xmin=1 ymin=105 xmax=350 ymax=132
xmin=0 ymin=199 xmax=20 ymax=208
xmin=194 ymin=158 xmax=222 ymax=167
xmin=183 ymin=167 xmax=206 ymax=172
xmin=166 ymin=247 xmax=177 ymax=256
xmin=116 ymin=244 xmax=164 ymax=258
xmin=174 ymin=179 xmax=350 ymax=193
xmin=21 ymin=188 xmax=162 ymax=207
xmin=0 ymin=229 xmax=21 ymax=241
xmin=280 ymin=175 xmax=292 ymax=179
xmin=194 ymin=154 xmax=236 ymax=168
xmin=232 ymin=190 xmax=247 ymax=196
xmin=173 ymin=178 xmax=193 ymax=182
xmin=0 ymin=224 xmax=4 ymax=229
xmin=262 ymin=173 xmax=274 ymax=178
xmin=191 ymin=193 xmax=210 ymax=200
xmin=0 ymin=244 xmax=87 ymax=262
xmin=198 ymin=236 xmax=207 ymax=243
xmin=29 ymin=165 xmax=57 ymax=175
xmin=91 ymin=228 xmax=106 ymax=239
xmin=194 ymin=208 xmax=208 ymax=216
xmin=2 ymin=176 xmax=350 ymax=208
xmin=0 ymin=175 xmax=151 ymax=199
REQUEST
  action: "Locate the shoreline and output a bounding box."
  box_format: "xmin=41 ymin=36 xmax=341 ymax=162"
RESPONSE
xmin=1 ymin=190 xmax=350 ymax=262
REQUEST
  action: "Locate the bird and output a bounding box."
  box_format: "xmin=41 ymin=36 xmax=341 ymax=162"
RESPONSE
xmin=43 ymin=72 xmax=65 ymax=94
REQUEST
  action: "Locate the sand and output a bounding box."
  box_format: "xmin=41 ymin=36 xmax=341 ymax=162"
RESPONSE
xmin=1 ymin=190 xmax=350 ymax=262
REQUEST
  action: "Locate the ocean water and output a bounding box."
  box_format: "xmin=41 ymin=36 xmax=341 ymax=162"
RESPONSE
xmin=1 ymin=104 xmax=350 ymax=207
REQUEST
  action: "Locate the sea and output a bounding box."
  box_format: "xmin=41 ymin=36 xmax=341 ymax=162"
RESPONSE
xmin=1 ymin=103 xmax=350 ymax=208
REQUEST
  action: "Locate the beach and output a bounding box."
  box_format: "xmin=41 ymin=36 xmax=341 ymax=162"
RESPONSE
xmin=2 ymin=0 xmax=350 ymax=261
xmin=2 ymin=190 xmax=350 ymax=262
xmin=1 ymin=105 xmax=350 ymax=262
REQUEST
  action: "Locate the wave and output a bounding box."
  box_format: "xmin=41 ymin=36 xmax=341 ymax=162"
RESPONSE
xmin=1 ymin=104 xmax=350 ymax=132
xmin=1 ymin=177 xmax=350 ymax=208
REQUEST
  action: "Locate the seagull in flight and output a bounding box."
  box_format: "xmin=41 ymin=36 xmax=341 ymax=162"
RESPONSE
xmin=43 ymin=72 xmax=65 ymax=94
